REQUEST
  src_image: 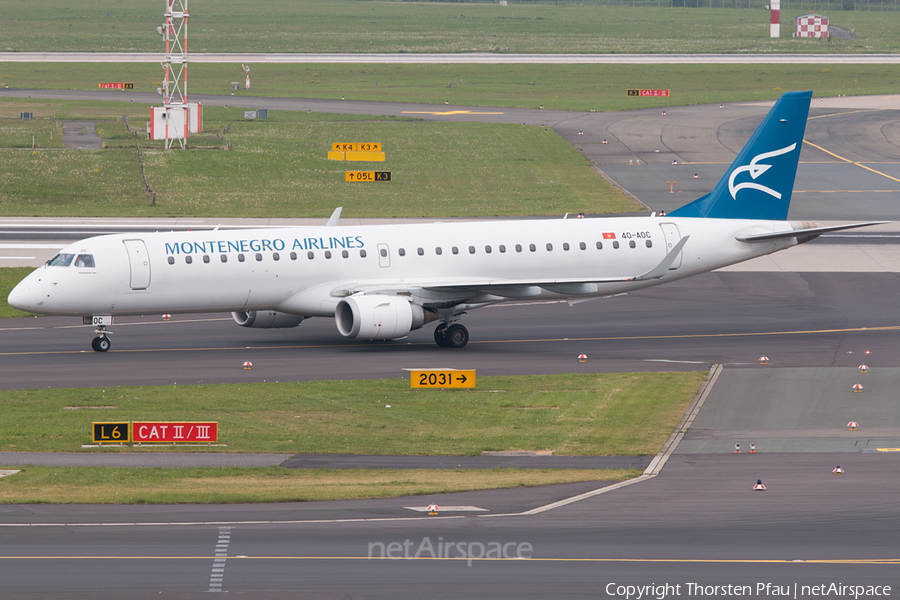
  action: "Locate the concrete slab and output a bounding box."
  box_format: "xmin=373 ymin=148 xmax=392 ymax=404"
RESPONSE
xmin=678 ymin=367 xmax=900 ymax=453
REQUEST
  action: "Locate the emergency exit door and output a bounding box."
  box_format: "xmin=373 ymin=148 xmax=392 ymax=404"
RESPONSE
xmin=659 ymin=223 xmax=683 ymax=270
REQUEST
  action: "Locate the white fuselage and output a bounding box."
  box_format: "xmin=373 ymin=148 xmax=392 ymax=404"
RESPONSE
xmin=9 ymin=215 xmax=796 ymax=319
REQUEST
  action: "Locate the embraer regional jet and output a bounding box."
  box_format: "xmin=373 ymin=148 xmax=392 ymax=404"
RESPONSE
xmin=7 ymin=91 xmax=882 ymax=351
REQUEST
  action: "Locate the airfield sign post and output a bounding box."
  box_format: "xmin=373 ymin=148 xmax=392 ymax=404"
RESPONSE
xmin=410 ymin=370 xmax=476 ymax=389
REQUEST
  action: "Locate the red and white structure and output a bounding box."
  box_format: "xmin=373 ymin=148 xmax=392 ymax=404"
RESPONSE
xmin=770 ymin=0 xmax=781 ymax=38
xmin=753 ymin=479 xmax=766 ymax=491
xmin=148 ymin=0 xmax=202 ymax=149
xmin=795 ymin=12 xmax=829 ymax=39
xmin=243 ymin=64 xmax=251 ymax=90
xmin=848 ymin=421 xmax=859 ymax=430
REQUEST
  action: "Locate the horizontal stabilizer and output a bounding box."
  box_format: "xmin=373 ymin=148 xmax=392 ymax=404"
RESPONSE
xmin=736 ymin=222 xmax=889 ymax=243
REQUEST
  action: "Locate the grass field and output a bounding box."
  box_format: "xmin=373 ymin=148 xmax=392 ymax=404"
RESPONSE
xmin=3 ymin=62 xmax=899 ymax=112
xmin=0 ymin=1 xmax=897 ymax=54
xmin=0 ymin=467 xmax=639 ymax=504
xmin=0 ymin=372 xmax=703 ymax=503
xmin=0 ymin=100 xmax=638 ymax=218
xmin=0 ymin=372 xmax=705 ymax=455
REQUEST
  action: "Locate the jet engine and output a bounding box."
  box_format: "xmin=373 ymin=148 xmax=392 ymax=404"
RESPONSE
xmin=232 ymin=310 xmax=304 ymax=329
xmin=335 ymin=295 xmax=434 ymax=340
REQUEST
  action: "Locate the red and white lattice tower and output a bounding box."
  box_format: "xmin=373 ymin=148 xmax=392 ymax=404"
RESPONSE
xmin=149 ymin=0 xmax=201 ymax=149
xmin=770 ymin=0 xmax=780 ymax=38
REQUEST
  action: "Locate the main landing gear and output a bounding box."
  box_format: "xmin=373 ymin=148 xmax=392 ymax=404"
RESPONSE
xmin=434 ymin=323 xmax=469 ymax=348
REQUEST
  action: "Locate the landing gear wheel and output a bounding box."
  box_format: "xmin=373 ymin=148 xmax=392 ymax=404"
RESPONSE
xmin=91 ymin=337 xmax=111 ymax=352
xmin=444 ymin=324 xmax=469 ymax=348
xmin=434 ymin=323 xmax=449 ymax=347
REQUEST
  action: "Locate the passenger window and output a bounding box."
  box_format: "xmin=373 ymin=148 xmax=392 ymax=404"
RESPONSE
xmin=515 ymin=244 xmax=522 ymax=253
xmin=613 ymin=241 xmax=620 ymax=249
xmin=629 ymin=241 xmax=636 ymax=249
xmin=646 ymin=240 xmax=653 ymax=248
xmin=342 ymin=250 xmax=349 ymax=258
xmin=308 ymin=251 xmax=314 ymax=260
xmin=74 ymin=254 xmax=95 ymax=268
xmin=380 ymin=248 xmax=387 ymax=258
xmin=238 ymin=254 xmax=245 ymax=262
xmin=529 ymin=244 xmax=536 ymax=252
xmin=325 ymin=251 xmax=332 ymax=259
xmin=167 ymin=256 xmax=175 ymax=265
xmin=398 ymin=248 xmax=406 ymax=257
xmin=452 ymin=246 xmax=459 ymax=255
xmin=255 ymin=253 xmax=263 ymax=261
xmin=273 ymin=253 xmax=280 ymax=261
xmin=416 ymin=247 xmax=423 ymax=256
xmin=360 ymin=249 xmax=367 ymax=258
xmin=499 ymin=245 xmax=506 ymax=253
xmin=203 ymin=255 xmax=210 ymax=263
xmin=563 ymin=243 xmax=570 ymax=251
xmin=546 ymin=243 xmax=553 ymax=252
xmin=290 ymin=252 xmax=297 ymax=260
xmin=47 ymin=253 xmax=74 ymax=267
xmin=579 ymin=242 xmax=586 ymax=250
xmin=469 ymin=246 xmax=476 ymax=254
xmin=435 ymin=247 xmax=442 ymax=255
xmin=485 ymin=245 xmax=491 ymax=254
xmin=596 ymin=241 xmax=603 ymax=250
xmin=185 ymin=256 xmax=193 ymax=264
xmin=220 ymin=255 xmax=227 ymax=263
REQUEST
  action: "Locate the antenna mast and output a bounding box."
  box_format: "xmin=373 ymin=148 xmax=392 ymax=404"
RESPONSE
xmin=155 ymin=0 xmax=189 ymax=149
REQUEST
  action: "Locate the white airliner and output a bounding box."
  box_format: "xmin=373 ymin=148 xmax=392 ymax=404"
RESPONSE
xmin=7 ymin=91 xmax=883 ymax=351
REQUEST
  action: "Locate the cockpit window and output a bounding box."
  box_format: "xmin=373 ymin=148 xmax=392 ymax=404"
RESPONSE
xmin=74 ymin=254 xmax=95 ymax=268
xmin=47 ymin=253 xmax=74 ymax=267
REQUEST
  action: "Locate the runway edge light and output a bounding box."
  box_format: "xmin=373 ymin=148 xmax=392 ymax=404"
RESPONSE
xmin=753 ymin=479 xmax=766 ymax=491
xmin=848 ymin=421 xmax=859 ymax=430
xmin=734 ymin=443 xmax=741 ymax=454
xmin=427 ymin=503 xmax=440 ymax=515
xmin=578 ymin=354 xmax=587 ymax=363
xmin=833 ymin=466 xmax=844 ymax=474
xmin=759 ymin=356 xmax=769 ymax=365
xmin=242 ymin=361 xmax=252 ymax=370
xmin=852 ymin=383 xmax=864 ymax=393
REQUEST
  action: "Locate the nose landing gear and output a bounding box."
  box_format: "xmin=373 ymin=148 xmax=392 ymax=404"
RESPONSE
xmin=84 ymin=316 xmax=114 ymax=352
xmin=91 ymin=335 xmax=111 ymax=352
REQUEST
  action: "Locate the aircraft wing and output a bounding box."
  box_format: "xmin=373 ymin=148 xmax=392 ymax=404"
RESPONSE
xmin=343 ymin=237 xmax=689 ymax=297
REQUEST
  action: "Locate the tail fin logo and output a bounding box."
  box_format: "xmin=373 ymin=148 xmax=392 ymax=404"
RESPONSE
xmin=728 ymin=143 xmax=797 ymax=201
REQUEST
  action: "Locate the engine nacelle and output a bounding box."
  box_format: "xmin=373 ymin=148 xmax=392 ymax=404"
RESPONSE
xmin=335 ymin=295 xmax=431 ymax=340
xmin=232 ymin=310 xmax=304 ymax=329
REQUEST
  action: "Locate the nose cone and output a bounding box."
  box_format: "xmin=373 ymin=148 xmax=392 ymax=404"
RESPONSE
xmin=8 ymin=276 xmax=36 ymax=312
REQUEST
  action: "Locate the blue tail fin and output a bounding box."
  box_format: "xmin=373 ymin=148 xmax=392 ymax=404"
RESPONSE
xmin=669 ymin=90 xmax=811 ymax=220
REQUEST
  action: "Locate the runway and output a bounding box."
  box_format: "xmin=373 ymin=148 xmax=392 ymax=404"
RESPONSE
xmin=2 ymin=94 xmax=900 ymax=598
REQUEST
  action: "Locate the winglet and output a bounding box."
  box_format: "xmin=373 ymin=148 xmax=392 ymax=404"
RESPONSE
xmin=633 ymin=236 xmax=689 ymax=281
xmin=326 ymin=207 xmax=342 ymax=227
